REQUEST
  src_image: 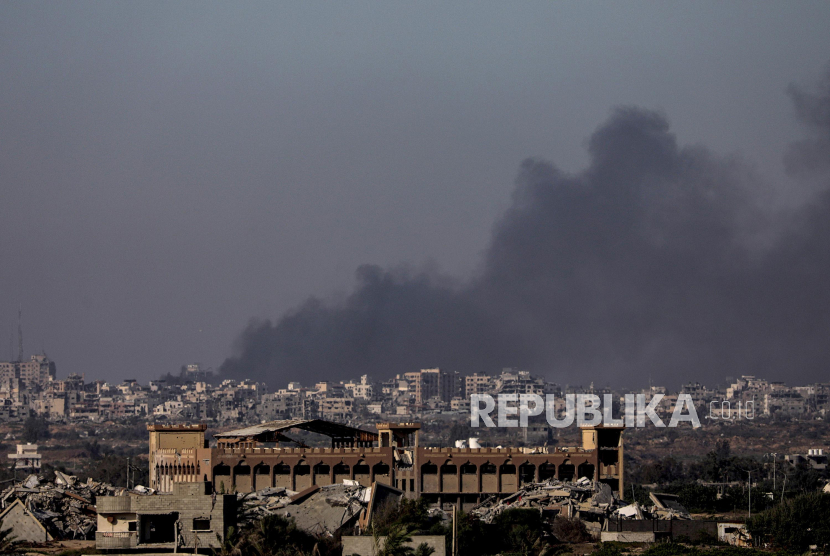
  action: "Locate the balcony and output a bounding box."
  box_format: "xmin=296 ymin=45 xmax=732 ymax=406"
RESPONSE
xmin=96 ymin=531 xmax=137 ymax=550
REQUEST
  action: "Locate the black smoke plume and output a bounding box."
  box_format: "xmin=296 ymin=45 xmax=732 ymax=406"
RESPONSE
xmin=221 ymin=66 xmax=830 ymax=388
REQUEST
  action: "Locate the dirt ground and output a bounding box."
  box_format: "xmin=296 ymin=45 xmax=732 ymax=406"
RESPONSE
xmin=19 ymin=539 xmax=97 ymax=555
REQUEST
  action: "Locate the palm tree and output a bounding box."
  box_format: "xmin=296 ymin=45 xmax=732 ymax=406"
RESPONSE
xmin=0 ymin=527 xmax=17 ymax=555
xmin=413 ymin=543 xmax=435 ymax=556
xmin=373 ymin=523 xmax=416 ymax=556
xmin=213 ymin=526 xmax=244 ymax=556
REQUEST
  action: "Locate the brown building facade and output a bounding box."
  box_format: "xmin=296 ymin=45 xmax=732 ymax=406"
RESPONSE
xmin=149 ymin=419 xmax=623 ymax=511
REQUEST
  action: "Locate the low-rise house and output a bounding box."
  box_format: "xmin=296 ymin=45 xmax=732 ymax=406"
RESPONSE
xmin=786 ymin=449 xmax=828 ymax=470
xmin=96 ymin=481 xmax=236 ymax=552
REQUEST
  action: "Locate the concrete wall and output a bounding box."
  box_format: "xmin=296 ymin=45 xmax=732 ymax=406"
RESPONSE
xmin=95 ymin=482 xmax=236 ymax=551
xmin=0 ymin=501 xmax=51 ymax=543
xmin=342 ymin=535 xmax=446 ymax=556
xmin=601 ymin=531 xmax=656 ymax=543
xmin=605 ymin=519 xmax=718 ymax=542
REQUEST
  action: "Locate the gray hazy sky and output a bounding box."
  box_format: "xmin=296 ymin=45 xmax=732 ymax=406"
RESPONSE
xmin=2 ymin=2 xmax=829 ymax=384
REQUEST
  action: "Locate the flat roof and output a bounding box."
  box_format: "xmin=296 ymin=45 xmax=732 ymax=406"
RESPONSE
xmin=147 ymin=424 xmax=207 ymax=432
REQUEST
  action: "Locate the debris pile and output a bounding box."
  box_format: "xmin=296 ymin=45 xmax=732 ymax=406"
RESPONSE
xmin=0 ymin=471 xmax=146 ymax=540
xmin=237 ymin=480 xmax=403 ymax=537
xmin=236 ymin=486 xmax=296 ymax=526
xmin=611 ymin=492 xmax=691 ymax=520
xmin=273 ymin=483 xmax=369 ymax=536
xmin=470 ymin=477 xmax=622 ymax=524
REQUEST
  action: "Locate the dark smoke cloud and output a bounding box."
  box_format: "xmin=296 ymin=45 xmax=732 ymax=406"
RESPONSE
xmin=221 ymin=68 xmax=830 ymax=388
xmin=786 ymin=66 xmax=830 ymax=176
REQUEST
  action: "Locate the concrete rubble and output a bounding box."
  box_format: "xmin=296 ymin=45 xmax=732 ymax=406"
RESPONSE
xmin=470 ymin=477 xmax=622 ymax=524
xmin=236 ymin=480 xmax=404 ymax=537
xmin=608 ymin=493 xmax=692 ymax=521
xmin=273 ymin=483 xmax=369 ymax=536
xmin=236 ymin=486 xmax=297 ymax=527
xmin=0 ymin=470 xmax=151 ymax=541
xmin=642 ymin=492 xmax=692 ymax=520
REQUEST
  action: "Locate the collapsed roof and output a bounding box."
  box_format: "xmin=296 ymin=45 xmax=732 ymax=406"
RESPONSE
xmin=214 ymin=418 xmax=378 ymax=445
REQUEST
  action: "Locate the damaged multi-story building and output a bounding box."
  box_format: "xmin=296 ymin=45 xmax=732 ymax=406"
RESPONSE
xmin=147 ymin=419 xmax=624 ymax=512
xmin=96 ymin=481 xmax=236 ymax=552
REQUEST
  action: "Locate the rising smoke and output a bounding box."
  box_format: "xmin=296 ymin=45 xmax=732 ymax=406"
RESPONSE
xmin=220 ymin=66 xmax=830 ymax=388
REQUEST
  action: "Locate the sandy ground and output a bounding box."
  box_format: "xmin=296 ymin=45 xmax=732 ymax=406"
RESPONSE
xmin=20 ymin=539 xmax=96 ymax=555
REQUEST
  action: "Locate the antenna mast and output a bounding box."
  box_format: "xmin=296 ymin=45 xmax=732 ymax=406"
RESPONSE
xmin=17 ymin=307 xmax=23 ymax=362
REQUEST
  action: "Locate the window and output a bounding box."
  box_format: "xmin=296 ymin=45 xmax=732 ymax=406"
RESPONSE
xmin=128 ymin=521 xmax=137 ymax=532
xmin=193 ymin=518 xmax=211 ymax=531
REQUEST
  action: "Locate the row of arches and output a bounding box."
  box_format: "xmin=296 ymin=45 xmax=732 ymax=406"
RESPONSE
xmin=207 ymin=457 xmax=597 ymax=494
xmin=212 ymin=460 xmax=390 ymax=493
xmin=420 ymin=460 xmax=595 ymax=493
xmin=153 ymin=462 xmax=201 ymax=491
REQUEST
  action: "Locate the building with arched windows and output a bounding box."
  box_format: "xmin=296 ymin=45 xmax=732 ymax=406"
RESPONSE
xmin=147 ymin=419 xmax=623 ymax=512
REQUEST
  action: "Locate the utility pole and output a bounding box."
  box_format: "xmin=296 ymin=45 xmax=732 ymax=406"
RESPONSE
xmin=748 ymin=471 xmax=751 ymax=518
xmin=452 ymin=504 xmax=458 ymax=556
xmin=765 ymin=453 xmax=777 ymax=492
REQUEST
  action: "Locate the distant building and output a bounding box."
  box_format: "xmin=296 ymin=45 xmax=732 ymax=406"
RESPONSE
xmin=494 ymin=368 xmax=549 ymax=395
xmin=345 ymin=375 xmax=374 ymax=400
xmin=257 ymin=392 xmax=303 ymax=420
xmin=786 ymin=449 xmax=828 ymax=471
xmin=0 ymin=355 xmax=56 ymax=389
xmin=318 ymin=397 xmax=354 ymax=420
xmin=465 ymin=373 xmax=492 ymax=398
xmin=405 ymin=368 xmax=459 ymax=405
xmin=8 ymin=443 xmax=41 ymax=471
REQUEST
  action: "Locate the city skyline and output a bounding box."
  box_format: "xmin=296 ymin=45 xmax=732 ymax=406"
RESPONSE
xmin=3 ymin=4 xmax=830 ymax=387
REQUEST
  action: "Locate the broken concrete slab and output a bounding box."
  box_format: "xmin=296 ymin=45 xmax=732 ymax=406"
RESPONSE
xmin=274 ymin=483 xmax=367 ymax=537
xmin=0 ymin=498 xmax=53 ymax=543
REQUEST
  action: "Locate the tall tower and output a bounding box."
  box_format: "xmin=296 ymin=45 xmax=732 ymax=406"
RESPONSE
xmin=17 ymin=307 xmax=23 ymax=362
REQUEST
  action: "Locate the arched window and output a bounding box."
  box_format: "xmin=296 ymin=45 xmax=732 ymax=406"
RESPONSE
xmin=460 ymin=463 xmax=476 ymax=475
xmin=421 ymin=462 xmax=438 ymax=475
xmin=213 ymin=463 xmax=230 ymax=476
xmin=539 ymin=463 xmax=556 ymax=481
xmin=440 ymin=463 xmax=457 ymax=475
xmin=519 ymin=463 xmax=535 ymax=484
xmin=559 ymin=460 xmax=575 ymax=481
xmin=577 ymin=462 xmax=595 ymax=480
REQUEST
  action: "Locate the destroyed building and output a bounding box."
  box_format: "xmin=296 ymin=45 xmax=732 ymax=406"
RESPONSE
xmin=96 ymin=481 xmax=236 ymax=551
xmin=7 ymin=443 xmax=41 ymax=471
xmin=0 ymin=472 xmax=108 ymax=540
xmin=0 ymin=499 xmax=52 ymax=543
xmin=147 ymin=419 xmax=624 ymax=512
